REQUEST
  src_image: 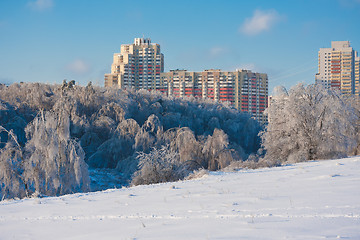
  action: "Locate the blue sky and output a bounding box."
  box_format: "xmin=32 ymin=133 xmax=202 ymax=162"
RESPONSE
xmin=0 ymin=0 xmax=359 ymax=92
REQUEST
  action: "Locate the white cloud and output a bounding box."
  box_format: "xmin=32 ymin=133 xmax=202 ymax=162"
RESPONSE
xmin=66 ymin=59 xmax=91 ymax=75
xmin=209 ymin=47 xmax=227 ymax=58
xmin=338 ymin=0 xmax=360 ymax=7
xmin=28 ymin=0 xmax=54 ymax=11
xmin=235 ymin=63 xmax=258 ymax=72
xmin=240 ymin=9 xmax=282 ymax=36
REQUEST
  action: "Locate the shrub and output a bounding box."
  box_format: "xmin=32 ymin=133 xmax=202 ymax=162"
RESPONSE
xmin=131 ymin=145 xmax=189 ymax=186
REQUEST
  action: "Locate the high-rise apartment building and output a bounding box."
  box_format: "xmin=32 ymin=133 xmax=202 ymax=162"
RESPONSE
xmin=355 ymin=54 xmax=360 ymax=95
xmin=315 ymin=41 xmax=358 ymax=95
xmin=160 ymin=69 xmax=268 ymax=124
xmin=104 ymin=38 xmax=164 ymax=89
xmin=105 ymin=38 xmax=268 ymax=123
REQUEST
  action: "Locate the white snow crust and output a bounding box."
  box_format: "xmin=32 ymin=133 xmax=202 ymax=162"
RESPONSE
xmin=1 ymin=157 xmax=359 ymax=239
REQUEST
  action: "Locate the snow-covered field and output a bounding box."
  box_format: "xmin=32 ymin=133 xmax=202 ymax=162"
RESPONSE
xmin=1 ymin=157 xmax=360 ymax=240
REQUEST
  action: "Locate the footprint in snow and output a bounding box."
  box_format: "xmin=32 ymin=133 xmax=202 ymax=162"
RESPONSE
xmin=331 ymin=174 xmax=341 ymax=177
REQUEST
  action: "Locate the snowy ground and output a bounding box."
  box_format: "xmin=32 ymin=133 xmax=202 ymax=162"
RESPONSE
xmin=1 ymin=157 xmax=360 ymax=240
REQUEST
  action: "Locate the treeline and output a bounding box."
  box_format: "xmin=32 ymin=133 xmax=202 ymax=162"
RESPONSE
xmin=2 ymin=82 xmax=359 ymax=200
xmin=0 ymin=82 xmax=261 ymax=200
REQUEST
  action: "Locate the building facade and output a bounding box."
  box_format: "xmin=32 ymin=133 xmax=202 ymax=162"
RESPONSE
xmin=315 ymin=41 xmax=358 ymax=95
xmin=160 ymin=69 xmax=268 ymax=124
xmin=355 ymin=55 xmax=360 ymax=95
xmin=104 ymin=38 xmax=164 ymax=89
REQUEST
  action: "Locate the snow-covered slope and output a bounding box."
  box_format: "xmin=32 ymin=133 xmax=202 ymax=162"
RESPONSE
xmin=1 ymin=157 xmax=360 ymax=239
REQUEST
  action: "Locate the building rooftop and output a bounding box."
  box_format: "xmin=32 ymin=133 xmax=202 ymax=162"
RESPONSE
xmin=331 ymin=41 xmax=351 ymax=50
xmin=134 ymin=38 xmax=151 ymax=46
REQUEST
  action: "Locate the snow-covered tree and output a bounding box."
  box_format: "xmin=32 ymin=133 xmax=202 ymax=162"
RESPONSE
xmin=202 ymin=128 xmax=233 ymax=170
xmin=87 ymin=138 xmax=132 ymax=168
xmin=343 ymin=95 xmax=360 ymax=155
xmin=262 ymin=83 xmax=357 ymax=164
xmin=24 ymin=111 xmax=90 ymax=196
xmin=0 ymin=127 xmax=27 ymax=200
xmin=169 ymin=127 xmax=203 ymax=169
xmin=134 ymin=114 xmax=163 ymax=153
xmin=131 ymin=145 xmax=188 ymax=186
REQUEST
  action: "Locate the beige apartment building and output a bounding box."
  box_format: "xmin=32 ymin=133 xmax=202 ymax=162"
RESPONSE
xmin=355 ymin=55 xmax=360 ymax=95
xmin=160 ymin=69 xmax=268 ymax=124
xmin=104 ymin=38 xmax=164 ymax=89
xmin=315 ymin=41 xmax=358 ymax=95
